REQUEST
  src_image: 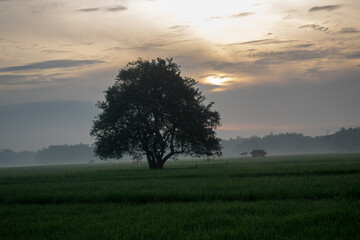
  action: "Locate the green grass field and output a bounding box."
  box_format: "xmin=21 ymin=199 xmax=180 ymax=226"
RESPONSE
xmin=1 ymin=153 xmax=360 ymax=239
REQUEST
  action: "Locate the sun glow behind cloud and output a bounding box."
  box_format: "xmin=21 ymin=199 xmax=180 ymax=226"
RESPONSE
xmin=143 ymin=0 xmax=261 ymax=21
xmin=205 ymin=75 xmax=232 ymax=86
xmin=200 ymin=73 xmax=253 ymax=92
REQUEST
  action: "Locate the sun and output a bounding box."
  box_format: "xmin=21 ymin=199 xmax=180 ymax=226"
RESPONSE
xmin=205 ymin=75 xmax=232 ymax=86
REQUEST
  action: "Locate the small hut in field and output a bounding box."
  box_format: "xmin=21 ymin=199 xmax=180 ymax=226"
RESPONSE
xmin=250 ymin=149 xmax=267 ymax=157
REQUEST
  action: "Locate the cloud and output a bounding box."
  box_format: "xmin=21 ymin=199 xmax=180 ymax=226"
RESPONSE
xmin=338 ymin=28 xmax=360 ymax=34
xmin=77 ymin=5 xmax=127 ymax=13
xmin=0 ymin=75 xmax=44 ymax=86
xmin=309 ymin=5 xmax=342 ymax=12
xmin=128 ymin=41 xmax=169 ymax=51
xmin=306 ymin=67 xmax=322 ymax=74
xmin=201 ymin=61 xmax=239 ymax=71
xmin=282 ymin=14 xmax=292 ymax=20
xmin=41 ymin=49 xmax=72 ymax=54
xmin=0 ymin=59 xmax=105 ymax=72
xmin=110 ymin=38 xmax=196 ymax=52
xmin=107 ymin=42 xmax=168 ymax=52
xmin=296 ymin=44 xmax=314 ymax=48
xmin=208 ymin=12 xmax=255 ymax=20
xmin=227 ymin=39 xmax=294 ymax=46
xmin=250 ymin=49 xmax=336 ymax=63
xmin=0 ymin=74 xmax=74 ymax=86
xmin=61 ymin=42 xmax=94 ymax=47
xmin=105 ymin=6 xmax=127 ymax=12
xmin=196 ymin=82 xmax=223 ymax=92
xmin=168 ymin=25 xmax=190 ymax=32
xmin=346 ymin=53 xmax=360 ymax=59
xmin=78 ymin=8 xmax=100 ymax=12
xmin=230 ymin=12 xmax=255 ymax=18
xmin=208 ymin=16 xmax=222 ymax=20
xmin=299 ymin=24 xmax=329 ymax=32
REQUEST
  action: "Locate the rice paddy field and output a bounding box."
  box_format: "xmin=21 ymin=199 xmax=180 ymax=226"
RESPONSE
xmin=0 ymin=153 xmax=360 ymax=239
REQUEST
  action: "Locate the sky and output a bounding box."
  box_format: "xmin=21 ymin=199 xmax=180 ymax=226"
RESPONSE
xmin=0 ymin=0 xmax=360 ymax=151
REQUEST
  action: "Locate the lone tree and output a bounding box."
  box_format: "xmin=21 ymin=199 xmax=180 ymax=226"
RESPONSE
xmin=91 ymin=58 xmax=221 ymax=169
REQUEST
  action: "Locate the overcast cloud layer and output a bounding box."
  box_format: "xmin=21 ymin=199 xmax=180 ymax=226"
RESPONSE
xmin=0 ymin=0 xmax=359 ymax=150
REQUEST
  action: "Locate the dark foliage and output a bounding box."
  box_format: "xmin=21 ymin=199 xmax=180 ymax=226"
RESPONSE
xmin=91 ymin=58 xmax=222 ymax=169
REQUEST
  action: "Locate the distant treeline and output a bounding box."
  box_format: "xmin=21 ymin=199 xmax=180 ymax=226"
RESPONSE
xmin=1 ymin=127 xmax=360 ymax=167
xmin=0 ymin=144 xmax=99 ymax=167
xmin=221 ymin=127 xmax=360 ymax=156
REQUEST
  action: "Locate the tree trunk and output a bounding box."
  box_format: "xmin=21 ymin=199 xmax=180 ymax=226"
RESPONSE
xmin=146 ymin=152 xmax=164 ymax=169
xmin=147 ymin=158 xmax=158 ymax=169
xmin=156 ymin=160 xmax=164 ymax=169
xmin=147 ymin=159 xmax=164 ymax=169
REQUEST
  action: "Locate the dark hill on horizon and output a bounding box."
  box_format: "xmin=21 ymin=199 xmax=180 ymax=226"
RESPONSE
xmin=221 ymin=127 xmax=360 ymax=156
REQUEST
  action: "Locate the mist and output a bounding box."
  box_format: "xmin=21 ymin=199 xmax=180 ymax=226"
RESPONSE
xmin=1 ymin=127 xmax=359 ymax=168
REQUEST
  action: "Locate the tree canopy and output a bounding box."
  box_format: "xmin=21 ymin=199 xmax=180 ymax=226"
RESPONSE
xmin=91 ymin=58 xmax=221 ymax=169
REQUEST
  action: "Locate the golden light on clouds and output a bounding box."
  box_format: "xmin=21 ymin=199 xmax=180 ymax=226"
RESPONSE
xmin=141 ymin=0 xmax=264 ymax=44
xmin=145 ymin=0 xmax=261 ymax=21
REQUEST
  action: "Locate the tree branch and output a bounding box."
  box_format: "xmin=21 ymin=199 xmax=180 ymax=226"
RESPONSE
xmin=162 ymin=150 xmax=183 ymax=163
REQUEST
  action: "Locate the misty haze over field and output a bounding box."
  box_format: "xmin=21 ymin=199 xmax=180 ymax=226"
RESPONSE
xmin=0 ymin=100 xmax=359 ymax=152
xmin=1 ymin=127 xmax=360 ymax=168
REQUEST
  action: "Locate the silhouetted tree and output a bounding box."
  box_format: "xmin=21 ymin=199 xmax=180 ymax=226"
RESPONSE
xmin=91 ymin=58 xmax=221 ymax=169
